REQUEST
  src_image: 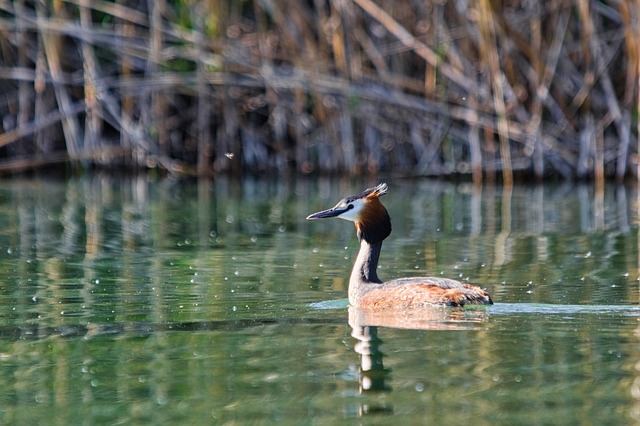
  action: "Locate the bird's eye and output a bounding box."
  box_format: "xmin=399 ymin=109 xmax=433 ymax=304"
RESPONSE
xmin=346 ymin=204 xmax=354 ymax=210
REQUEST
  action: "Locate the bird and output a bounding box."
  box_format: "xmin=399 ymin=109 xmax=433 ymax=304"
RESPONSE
xmin=306 ymin=183 xmax=493 ymax=308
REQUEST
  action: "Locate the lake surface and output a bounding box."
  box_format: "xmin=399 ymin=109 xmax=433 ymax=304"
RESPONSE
xmin=0 ymin=176 xmax=639 ymax=424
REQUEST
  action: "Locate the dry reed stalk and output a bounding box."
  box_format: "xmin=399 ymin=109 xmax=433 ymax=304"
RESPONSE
xmin=15 ymin=0 xmax=30 ymax=158
xmin=577 ymin=114 xmax=593 ymax=179
xmin=619 ymin=1 xmax=638 ymax=182
xmin=637 ymin=0 xmax=640 ymax=186
xmin=34 ymin=41 xmax=49 ymax=158
xmin=468 ymin=92 xmax=482 ymax=185
xmin=525 ymin=1 xmax=543 ymax=180
xmin=532 ymin=7 xmax=569 ymax=179
xmin=580 ymin=4 xmax=630 ymax=183
xmin=477 ymin=0 xmax=512 ymax=186
xmin=195 ymin=2 xmax=211 ymax=175
xmin=148 ymin=0 xmax=167 ymax=165
xmin=117 ymin=0 xmax=135 ymax=166
xmin=79 ymin=0 xmax=102 ymax=155
xmin=423 ymin=2 xmax=437 ymax=99
xmin=0 ymin=102 xmax=85 ymax=150
xmin=36 ymin=0 xmax=83 ymax=160
xmin=329 ymin=0 xmax=349 ymax=78
xmin=595 ymin=120 xmax=604 ymax=191
xmin=352 ymin=0 xmax=474 ymax=93
xmin=0 ymin=0 xmax=637 ymax=179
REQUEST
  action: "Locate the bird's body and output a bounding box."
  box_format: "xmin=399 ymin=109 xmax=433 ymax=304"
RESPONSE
xmin=307 ymin=183 xmax=492 ymax=308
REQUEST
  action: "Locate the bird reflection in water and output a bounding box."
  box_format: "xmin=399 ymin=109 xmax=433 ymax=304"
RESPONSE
xmin=346 ymin=305 xmax=490 ymax=417
xmin=350 ymin=321 xmax=389 ymax=394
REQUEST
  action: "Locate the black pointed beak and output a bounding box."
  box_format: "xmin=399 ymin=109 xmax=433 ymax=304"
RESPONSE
xmin=306 ymin=207 xmax=346 ymax=220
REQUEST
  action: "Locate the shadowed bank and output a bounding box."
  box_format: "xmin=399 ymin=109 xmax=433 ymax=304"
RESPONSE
xmin=0 ymin=1 xmax=638 ymax=182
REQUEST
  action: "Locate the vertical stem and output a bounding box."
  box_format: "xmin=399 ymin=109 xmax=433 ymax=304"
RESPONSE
xmin=478 ymin=0 xmax=512 ymax=186
xmin=594 ymin=120 xmax=604 ymax=192
xmin=636 ymin=0 xmax=640 ymax=187
xmin=146 ymin=0 xmax=165 ymax=166
xmin=528 ymin=1 xmax=543 ymax=180
xmin=79 ymin=0 xmax=102 ymax=154
xmin=195 ymin=2 xmax=212 ymax=176
xmin=468 ymin=92 xmax=482 ymax=186
xmin=118 ymin=0 xmax=134 ymax=165
xmin=16 ymin=0 xmax=30 ymax=157
xmin=424 ymin=1 xmax=437 ymax=99
xmin=620 ymin=1 xmax=638 ymax=182
xmin=37 ymin=0 xmax=83 ymax=161
xmin=330 ymin=0 xmax=349 ymax=79
xmin=34 ymin=38 xmax=47 ymax=157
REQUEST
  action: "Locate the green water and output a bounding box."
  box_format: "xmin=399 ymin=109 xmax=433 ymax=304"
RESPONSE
xmin=0 ymin=176 xmax=639 ymax=424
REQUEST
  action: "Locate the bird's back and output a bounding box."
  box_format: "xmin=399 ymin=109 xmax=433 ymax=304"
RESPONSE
xmin=353 ymin=277 xmax=493 ymax=308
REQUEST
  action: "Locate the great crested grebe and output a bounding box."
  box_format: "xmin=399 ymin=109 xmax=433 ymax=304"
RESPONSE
xmin=307 ymin=183 xmax=493 ymax=308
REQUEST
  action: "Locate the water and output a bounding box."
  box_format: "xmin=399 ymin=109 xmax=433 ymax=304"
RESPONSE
xmin=0 ymin=176 xmax=638 ymax=424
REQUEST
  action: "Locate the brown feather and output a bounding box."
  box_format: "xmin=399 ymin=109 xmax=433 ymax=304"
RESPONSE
xmin=355 ymin=197 xmax=391 ymax=243
xmin=358 ymin=281 xmax=492 ymax=308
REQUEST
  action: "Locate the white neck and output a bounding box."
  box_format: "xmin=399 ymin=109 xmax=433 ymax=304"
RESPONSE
xmin=349 ymin=240 xmax=383 ymax=305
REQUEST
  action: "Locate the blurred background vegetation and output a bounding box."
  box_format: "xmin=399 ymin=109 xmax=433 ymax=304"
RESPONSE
xmin=0 ymin=0 xmax=638 ymax=183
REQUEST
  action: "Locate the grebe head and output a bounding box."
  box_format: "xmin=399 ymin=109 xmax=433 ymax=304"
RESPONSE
xmin=307 ymin=183 xmax=391 ymax=243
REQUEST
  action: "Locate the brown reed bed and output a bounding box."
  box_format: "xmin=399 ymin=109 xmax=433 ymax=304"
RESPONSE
xmin=0 ymin=0 xmax=638 ymax=182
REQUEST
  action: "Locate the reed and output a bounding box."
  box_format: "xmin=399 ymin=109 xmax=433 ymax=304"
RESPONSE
xmin=0 ymin=0 xmax=637 ymax=179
